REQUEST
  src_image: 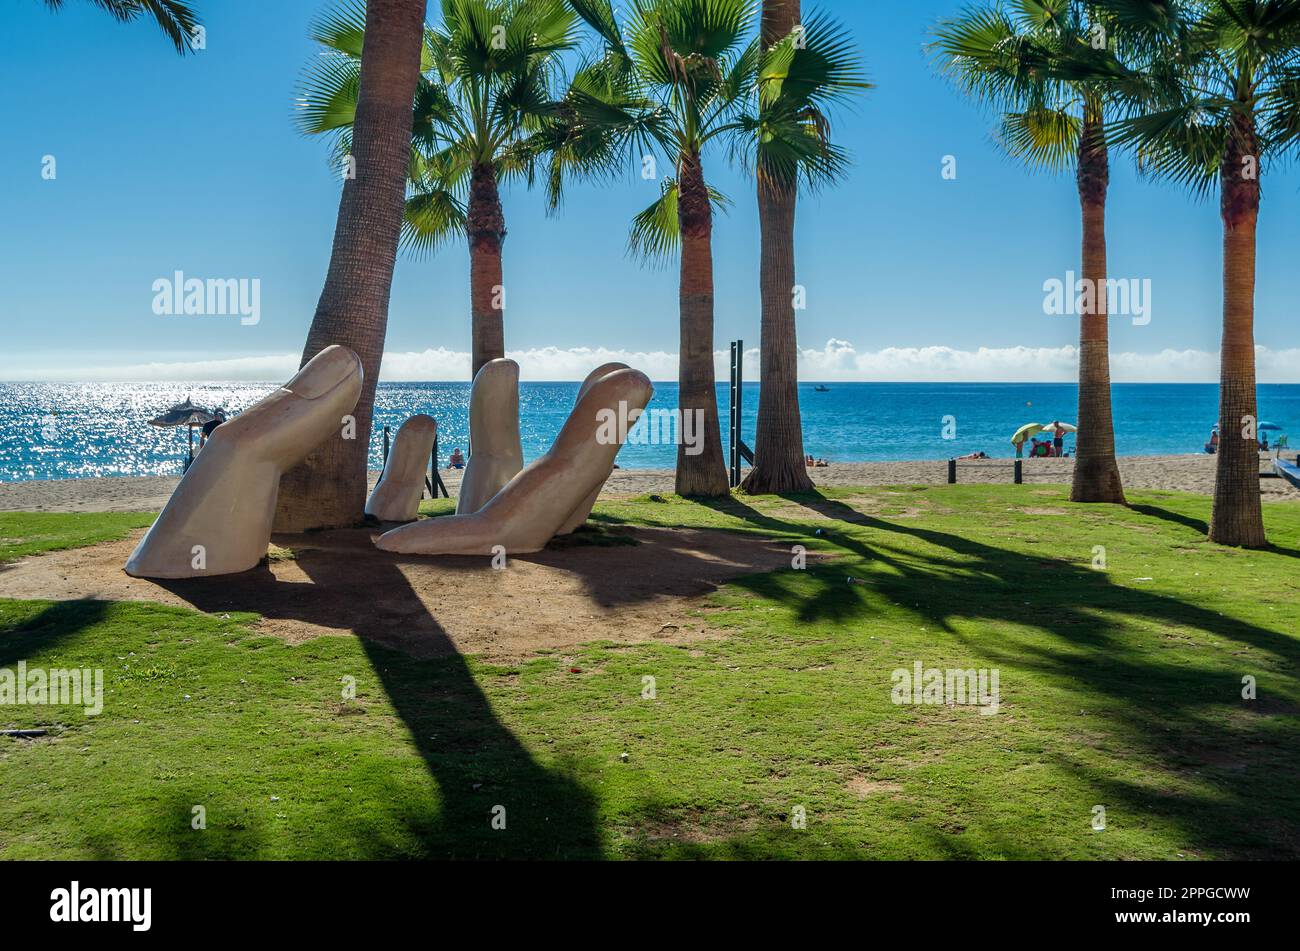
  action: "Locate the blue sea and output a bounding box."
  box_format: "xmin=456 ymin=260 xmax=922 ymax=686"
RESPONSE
xmin=1 ymin=381 xmax=1297 ymax=481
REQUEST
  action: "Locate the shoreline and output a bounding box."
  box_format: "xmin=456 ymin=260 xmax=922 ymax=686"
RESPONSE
xmin=1 ymin=454 xmax=1296 ymax=513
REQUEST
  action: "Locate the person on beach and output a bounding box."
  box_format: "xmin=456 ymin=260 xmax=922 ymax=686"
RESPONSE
xmin=1048 ymin=421 xmax=1064 ymax=458
xmin=199 ymin=408 xmax=226 ymax=449
xmin=1206 ymin=429 xmax=1219 ymax=454
xmin=448 ymin=447 xmax=465 ymax=469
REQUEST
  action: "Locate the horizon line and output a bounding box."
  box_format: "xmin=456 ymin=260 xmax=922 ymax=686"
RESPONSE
xmin=5 ymin=342 xmax=1299 ymax=385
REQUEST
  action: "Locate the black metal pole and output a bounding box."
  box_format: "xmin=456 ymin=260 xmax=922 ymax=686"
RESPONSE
xmin=1014 ymin=459 xmax=1023 ymax=484
xmin=428 ymin=429 xmax=448 ymax=498
xmin=427 ymin=430 xmax=438 ymax=498
xmin=729 ymin=340 xmax=742 ymax=487
xmin=734 ymin=342 xmax=754 ymax=474
xmin=728 ymin=342 xmax=738 ymax=485
xmin=948 ymin=458 xmax=957 ymax=484
xmin=736 ymin=339 xmax=743 ymax=484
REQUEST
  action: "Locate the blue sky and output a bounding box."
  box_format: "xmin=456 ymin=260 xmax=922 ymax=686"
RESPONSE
xmin=2 ymin=0 xmax=1297 ymax=381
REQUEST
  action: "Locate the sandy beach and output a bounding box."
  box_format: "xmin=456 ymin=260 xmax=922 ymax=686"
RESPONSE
xmin=1 ymin=453 xmax=1295 ymax=513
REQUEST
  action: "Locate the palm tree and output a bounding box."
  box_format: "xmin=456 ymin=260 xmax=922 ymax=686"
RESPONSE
xmin=42 ymin=0 xmax=200 ymax=51
xmin=1088 ymin=0 xmax=1300 ymax=547
xmin=932 ymin=0 xmax=1128 ymax=505
xmin=557 ymin=0 xmax=858 ymax=496
xmin=550 ymin=0 xmax=759 ymax=496
xmin=274 ymin=0 xmax=430 ymax=532
xmin=741 ymin=1 xmax=869 ymax=495
xmin=299 ymin=0 xmax=580 ymax=378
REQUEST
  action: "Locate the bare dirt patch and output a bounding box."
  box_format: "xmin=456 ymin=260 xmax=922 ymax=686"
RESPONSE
xmin=846 ymin=775 xmax=904 ymax=798
xmin=0 ymin=524 xmax=817 ymax=662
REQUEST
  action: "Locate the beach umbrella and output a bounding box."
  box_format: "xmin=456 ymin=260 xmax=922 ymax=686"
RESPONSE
xmin=1259 ymin=422 xmax=1283 ymax=432
xmin=148 ymin=398 xmax=218 ymax=464
xmin=1042 ymin=421 xmax=1077 ymax=434
xmin=1011 ymin=422 xmax=1043 ymax=445
xmin=148 ymin=398 xmax=217 ymax=428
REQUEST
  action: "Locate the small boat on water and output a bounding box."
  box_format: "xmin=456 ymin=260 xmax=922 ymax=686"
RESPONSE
xmin=813 ymin=385 xmax=830 ymax=393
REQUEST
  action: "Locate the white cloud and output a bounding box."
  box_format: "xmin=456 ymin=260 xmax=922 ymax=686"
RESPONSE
xmin=381 ymin=346 xmax=684 ymax=382
xmin=790 ymin=340 xmax=1300 ymax=383
xmin=4 ymin=340 xmax=1299 ymax=383
xmin=785 ymin=341 xmax=1300 ymax=384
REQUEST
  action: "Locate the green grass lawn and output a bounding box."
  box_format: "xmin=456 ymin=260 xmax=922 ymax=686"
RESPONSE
xmin=0 ymin=511 xmax=155 ymax=565
xmin=2 ymin=485 xmax=1298 ymax=859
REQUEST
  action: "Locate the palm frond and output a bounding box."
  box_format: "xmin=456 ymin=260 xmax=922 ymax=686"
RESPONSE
xmin=730 ymin=105 xmax=850 ymax=192
xmin=402 ymin=185 xmax=469 ymax=257
xmin=569 ymin=0 xmax=629 ymax=59
xmin=1011 ymin=0 xmax=1072 ymax=32
xmin=733 ymin=10 xmax=869 ymax=190
xmin=760 ymin=11 xmax=872 ymax=111
xmin=628 ymin=176 xmax=730 ymax=265
xmin=625 ymin=0 xmax=757 ymax=96
xmin=1260 ymin=65 xmax=1300 ymax=152
xmin=45 ymin=0 xmax=201 ymax=53
xmin=310 ymin=0 xmax=367 ymax=56
xmin=999 ymin=105 xmax=1083 ymax=170
xmin=1082 ymin=0 xmax=1300 ymax=192
xmin=1111 ymin=101 xmax=1229 ymax=195
xmin=296 ymin=49 xmax=361 ymax=137
xmin=930 ymin=6 xmax=1059 ymax=113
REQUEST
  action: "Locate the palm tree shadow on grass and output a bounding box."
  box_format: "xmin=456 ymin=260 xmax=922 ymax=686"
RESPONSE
xmin=153 ymin=548 xmax=601 ymax=860
xmin=693 ymin=491 xmax=1300 ymax=858
xmin=0 ymin=599 xmax=110 ymax=669
xmin=1126 ymin=502 xmax=1211 ymax=536
xmin=1127 ymin=501 xmax=1300 ymax=558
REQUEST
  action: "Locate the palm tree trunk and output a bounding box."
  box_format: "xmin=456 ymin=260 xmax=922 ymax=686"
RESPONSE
xmin=675 ymin=149 xmax=730 ymax=497
xmin=741 ymin=0 xmax=813 ymax=496
xmin=274 ymin=0 xmax=428 ymax=532
xmin=1209 ymin=115 xmax=1266 ymax=548
xmin=468 ymin=162 xmax=506 ymax=378
xmin=1071 ymin=106 xmax=1125 ymax=504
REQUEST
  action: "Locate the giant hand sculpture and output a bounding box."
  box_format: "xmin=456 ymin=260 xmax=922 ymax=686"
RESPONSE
xmin=555 ymin=362 xmax=630 ymax=535
xmin=366 ymin=414 xmax=438 ymax=522
xmin=125 ymin=345 xmax=363 ymax=578
xmin=376 ymin=367 xmax=652 ymax=556
xmin=456 ymin=358 xmax=523 ymax=514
